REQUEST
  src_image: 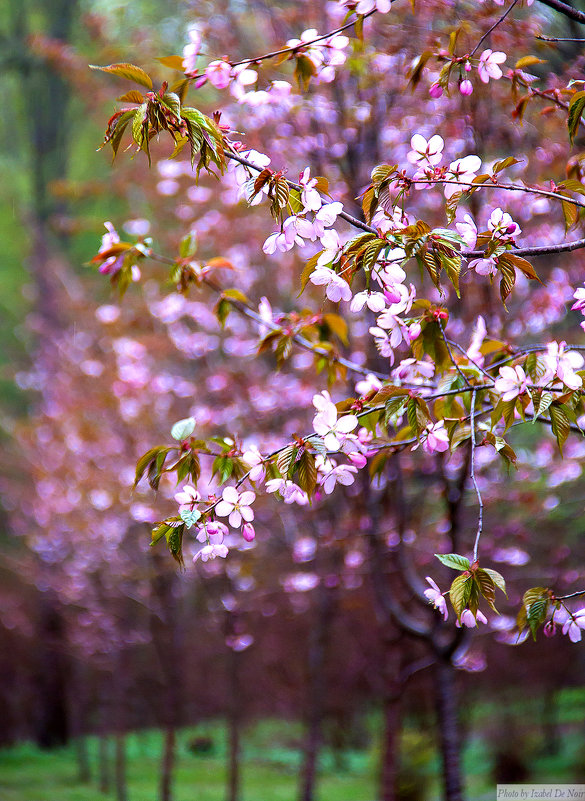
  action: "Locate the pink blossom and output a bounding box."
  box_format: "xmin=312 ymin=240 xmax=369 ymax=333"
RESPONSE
xmin=494 ymin=365 xmax=528 ymax=401
xmin=266 ymin=478 xmax=309 ymax=505
xmin=174 ymin=484 xmax=201 ymax=512
xmin=242 ymin=445 xmax=266 ymax=483
xmin=215 ymin=487 xmax=255 ymax=528
xmin=469 ymin=256 xmax=498 ymax=277
xmin=444 ymin=155 xmax=482 ymax=199
xmin=350 ymin=291 xmax=387 ymax=313
xmin=572 ymin=286 xmax=585 ymax=312
xmin=310 ymin=266 xmax=352 ymax=303
xmin=182 ymin=27 xmax=201 ymax=74
xmin=420 ymin=420 xmax=450 ymax=454
xmin=369 ymin=326 xmax=395 ymax=362
xmin=477 ymin=49 xmax=506 ymax=84
xmin=458 ymin=609 xmax=488 ymax=627
xmin=206 ymin=60 xmax=232 ymax=89
xmin=313 ymin=404 xmax=358 ymax=451
xmin=196 ymin=521 xmax=228 ymax=545
xmin=355 ymin=373 xmax=383 ymax=396
xmin=316 ymin=229 xmax=343 ymax=267
xmin=488 ymin=207 xmax=521 ymax=239
xmin=299 ymin=167 xmax=322 ymax=212
xmin=355 ymin=0 xmax=392 ymax=12
xmin=542 ymin=341 xmax=584 ymax=390
xmin=320 ymin=463 xmax=358 ymax=494
xmin=424 ymin=577 xmax=448 ymax=620
xmin=561 ymin=609 xmax=585 ymax=642
xmin=407 ymin=133 xmax=445 ymax=168
xmin=193 ymin=543 xmax=229 ymax=562
xmin=348 ymin=452 xmax=367 ymax=468
xmin=455 ymin=214 xmax=478 ymax=249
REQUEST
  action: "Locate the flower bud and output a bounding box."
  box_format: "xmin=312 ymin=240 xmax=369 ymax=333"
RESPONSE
xmin=242 ymin=522 xmax=256 ymax=542
xmin=429 ymin=82 xmax=443 ymax=99
xmin=348 ymin=452 xmax=367 ymax=468
xmin=459 ymin=79 xmax=473 ymax=96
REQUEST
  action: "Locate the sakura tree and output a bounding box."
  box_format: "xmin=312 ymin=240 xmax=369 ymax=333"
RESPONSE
xmin=46 ymin=0 xmax=585 ymax=797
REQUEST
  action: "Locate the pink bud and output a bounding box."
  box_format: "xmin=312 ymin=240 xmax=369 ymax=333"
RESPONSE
xmin=543 ymin=620 xmax=556 ymax=638
xmin=459 ymin=79 xmax=473 ymax=96
xmin=242 ymin=522 xmax=256 ymax=542
xmin=464 ymin=61 xmax=472 ymax=72
xmin=407 ymin=322 xmax=422 ymax=343
xmin=429 ymin=82 xmax=443 ymax=99
xmin=384 ymin=286 xmax=403 ymax=303
xmin=348 ymin=452 xmax=367 ymax=468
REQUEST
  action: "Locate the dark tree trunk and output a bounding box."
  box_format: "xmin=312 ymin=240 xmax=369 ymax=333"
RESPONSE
xmin=75 ymin=735 xmax=92 ymax=784
xmin=379 ymin=691 xmax=400 ymax=801
xmin=160 ymin=727 xmax=176 ymax=801
xmin=114 ymin=733 xmax=128 ymax=801
xmin=34 ymin=594 xmax=69 ymax=748
xmin=435 ymin=657 xmax=463 ymax=801
xmin=227 ymin=646 xmax=241 ymax=801
xmin=99 ymin=733 xmax=111 ymax=794
xmin=299 ymin=581 xmax=336 ymax=801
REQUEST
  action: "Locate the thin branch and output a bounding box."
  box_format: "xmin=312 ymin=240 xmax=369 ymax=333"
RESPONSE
xmin=437 ymin=318 xmax=471 ymax=387
xmin=470 ymin=389 xmax=484 ymax=564
xmin=536 ymin=34 xmax=585 ymax=42
xmin=414 ymin=176 xmax=585 ymax=212
xmin=469 ymin=0 xmax=519 ymax=58
xmin=463 ymin=237 xmax=585 ymax=258
xmin=227 ymin=11 xmax=376 ymax=69
xmin=148 ymin=251 xmax=386 ymax=379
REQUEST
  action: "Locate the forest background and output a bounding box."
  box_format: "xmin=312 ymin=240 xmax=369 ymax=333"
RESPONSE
xmin=1 ymin=1 xmax=585 ymax=801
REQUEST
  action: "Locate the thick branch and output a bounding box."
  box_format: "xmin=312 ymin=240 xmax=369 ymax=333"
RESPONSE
xmin=537 ymin=0 xmax=585 ymax=24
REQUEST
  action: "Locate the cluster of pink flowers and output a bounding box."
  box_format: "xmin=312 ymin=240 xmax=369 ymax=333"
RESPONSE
xmin=407 ymin=133 xmax=482 ymax=201
xmin=429 ymin=49 xmax=507 ymax=99
xmin=546 ymin=607 xmax=585 ymax=642
xmin=285 ymin=28 xmax=350 ymax=85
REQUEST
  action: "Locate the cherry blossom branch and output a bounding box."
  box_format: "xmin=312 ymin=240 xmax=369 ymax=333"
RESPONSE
xmin=226 ymin=11 xmax=376 ymax=69
xmin=469 ymin=0 xmax=519 ymax=59
xmin=554 ymin=590 xmax=585 ymax=600
xmin=444 ymin=338 xmax=493 ymax=381
xmin=225 ymin=149 xmax=376 ymax=234
xmin=147 ymin=250 xmax=386 ymax=379
xmin=414 ymin=177 xmax=585 ymax=212
xmin=463 ymin=237 xmax=585 ymax=258
xmin=470 ymin=389 xmax=484 ymax=564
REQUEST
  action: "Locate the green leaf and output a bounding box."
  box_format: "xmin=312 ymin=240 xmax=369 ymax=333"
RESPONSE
xmin=449 ymin=574 xmax=473 ymax=617
xmin=435 ymin=553 xmax=470 ymax=571
xmin=568 ymin=90 xmax=585 ymax=144
xmin=549 ymin=404 xmax=571 ymax=454
xmin=297 ymin=451 xmax=317 ymax=496
xmin=277 ymin=444 xmax=297 ymax=478
xmin=180 ymin=508 xmax=201 ymax=528
xmin=476 ymin=569 xmax=497 ymax=611
xmin=90 ymin=63 xmax=153 ymax=89
xmin=483 ymin=568 xmax=507 ymax=597
xmin=171 ymin=417 xmax=196 ymax=441
xmin=135 ymin=446 xmax=170 ymax=486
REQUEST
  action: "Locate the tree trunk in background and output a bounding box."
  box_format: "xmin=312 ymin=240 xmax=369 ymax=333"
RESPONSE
xmin=114 ymin=733 xmax=128 ymax=801
xmin=227 ymin=644 xmax=241 ymax=801
xmin=435 ymin=657 xmax=463 ymax=801
xmin=99 ymin=732 xmax=111 ymax=794
xmin=299 ymin=581 xmax=336 ymax=801
xmin=75 ymin=735 xmax=92 ymax=784
xmin=34 ymin=593 xmax=69 ymax=748
xmin=150 ymin=553 xmax=183 ymax=801
xmin=160 ymin=727 xmax=176 ymax=801
xmin=379 ymin=691 xmax=400 ymax=801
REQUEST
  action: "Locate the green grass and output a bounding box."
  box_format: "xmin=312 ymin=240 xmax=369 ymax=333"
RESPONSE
xmin=0 ymin=722 xmax=378 ymax=801
xmin=2 ymin=693 xmax=585 ymax=801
